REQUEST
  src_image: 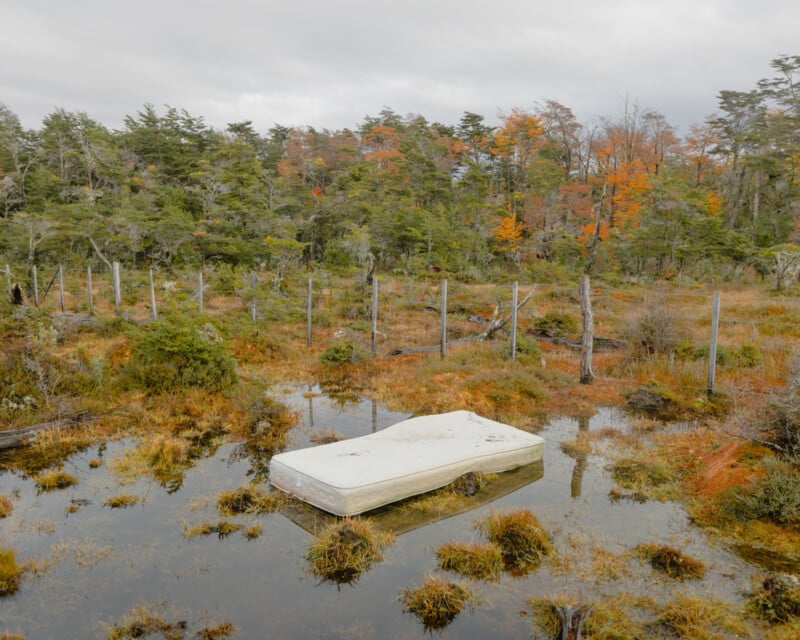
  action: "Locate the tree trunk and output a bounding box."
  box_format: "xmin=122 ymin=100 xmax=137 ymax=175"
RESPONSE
xmin=579 ymin=273 xmax=594 ymax=384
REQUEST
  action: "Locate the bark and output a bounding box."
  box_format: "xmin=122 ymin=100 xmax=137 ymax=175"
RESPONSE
xmin=579 ymin=273 xmax=594 ymax=384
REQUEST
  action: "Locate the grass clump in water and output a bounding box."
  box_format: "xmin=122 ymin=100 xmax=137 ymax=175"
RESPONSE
xmin=610 ymin=456 xmax=674 ymax=497
xmin=435 ymin=541 xmax=502 ymax=582
xmin=0 ymin=549 xmax=24 ymax=596
xmin=306 ymin=518 xmax=394 ymax=584
xmin=244 ymin=523 xmax=263 ymax=540
xmin=0 ymin=496 xmax=12 ymax=518
xmin=652 ymin=594 xmax=748 ymax=639
xmin=476 ymin=508 xmax=552 ymax=573
xmin=103 ymin=493 xmax=142 ymax=509
xmin=183 ymin=520 xmax=243 ymax=539
xmin=747 ymin=574 xmax=800 ymax=624
xmin=106 ymin=605 xmax=187 ymax=640
xmin=635 ymin=543 xmax=706 ymax=580
xmin=216 ymin=485 xmax=286 ymax=515
xmin=34 ymin=469 xmax=78 ymax=491
xmin=196 ymin=622 xmax=237 ymax=639
xmin=400 ymin=575 xmax=480 ymax=631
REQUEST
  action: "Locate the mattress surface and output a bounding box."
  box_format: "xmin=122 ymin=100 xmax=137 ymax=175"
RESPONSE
xmin=269 ymin=410 xmax=545 ymax=516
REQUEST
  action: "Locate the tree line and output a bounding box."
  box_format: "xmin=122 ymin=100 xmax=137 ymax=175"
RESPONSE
xmin=1 ymin=55 xmax=799 ymax=284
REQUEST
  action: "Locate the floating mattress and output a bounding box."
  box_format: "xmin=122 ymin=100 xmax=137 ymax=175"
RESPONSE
xmin=269 ymin=410 xmax=545 ymax=516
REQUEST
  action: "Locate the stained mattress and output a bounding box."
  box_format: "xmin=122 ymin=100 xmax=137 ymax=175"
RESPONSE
xmin=268 ymin=410 xmax=545 ymax=516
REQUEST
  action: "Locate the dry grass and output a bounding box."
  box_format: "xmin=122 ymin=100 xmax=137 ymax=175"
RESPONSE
xmin=635 ymin=543 xmax=706 ymax=580
xmin=476 ymin=508 xmax=552 ymax=574
xmin=196 ymin=622 xmax=237 ymax=639
xmin=310 ymin=429 xmax=345 ymax=444
xmin=653 ymin=593 xmax=749 ymax=639
xmin=0 ymin=496 xmax=12 ymax=519
xmin=435 ymin=541 xmax=503 ymax=582
xmin=182 ymin=520 xmax=243 ymax=539
xmin=306 ymin=518 xmax=394 ymax=584
xmin=111 ymin=434 xmax=191 ymax=486
xmin=34 ymin=469 xmax=78 ymax=491
xmin=0 ymin=549 xmax=24 ymax=596
xmin=215 ymin=485 xmax=287 ymax=515
xmin=106 ymin=605 xmax=188 ymax=640
xmin=244 ymin=523 xmax=263 ymax=540
xmin=102 ymin=493 xmax=142 ymax=509
xmin=399 ymin=575 xmax=480 ymax=630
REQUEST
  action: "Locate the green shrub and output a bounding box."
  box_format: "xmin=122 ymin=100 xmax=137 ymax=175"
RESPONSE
xmin=320 ymin=340 xmax=370 ymax=366
xmin=125 ymin=318 xmax=237 ymax=393
xmin=720 ymin=457 xmax=800 ymax=527
xmin=533 ymin=311 xmax=577 ymax=336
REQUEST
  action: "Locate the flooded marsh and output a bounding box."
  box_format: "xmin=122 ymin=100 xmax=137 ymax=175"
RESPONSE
xmin=0 ymin=390 xmax=787 ymax=638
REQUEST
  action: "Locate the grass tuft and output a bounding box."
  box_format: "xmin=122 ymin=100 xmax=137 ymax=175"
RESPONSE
xmin=747 ymin=574 xmax=800 ymax=624
xmin=106 ymin=605 xmax=187 ymax=640
xmin=635 ymin=543 xmax=706 ymax=580
xmin=216 ymin=485 xmax=286 ymax=515
xmin=306 ymin=518 xmax=394 ymax=584
xmin=0 ymin=496 xmax=12 ymax=519
xmin=399 ymin=575 xmax=480 ymax=630
xmin=476 ymin=508 xmax=552 ymax=574
xmin=196 ymin=622 xmax=237 ymax=639
xmin=435 ymin=541 xmax=503 ymax=581
xmin=0 ymin=549 xmax=24 ymax=597
xmin=103 ymin=493 xmax=142 ymax=509
xmin=34 ymin=470 xmax=78 ymax=492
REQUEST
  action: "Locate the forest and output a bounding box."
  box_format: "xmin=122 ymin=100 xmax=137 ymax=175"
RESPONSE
xmin=1 ymin=55 xmax=799 ymax=285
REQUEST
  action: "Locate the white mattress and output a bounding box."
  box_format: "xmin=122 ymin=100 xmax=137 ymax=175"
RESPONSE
xmin=269 ymin=410 xmax=545 ymax=516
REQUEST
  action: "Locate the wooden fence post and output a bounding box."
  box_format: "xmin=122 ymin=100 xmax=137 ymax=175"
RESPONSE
xmin=112 ymin=262 xmax=121 ymax=311
xmin=307 ymin=274 xmax=313 ymax=346
xmin=198 ymin=271 xmax=204 ymax=314
xmin=149 ymin=269 xmax=157 ymax=320
xmin=510 ymin=281 xmax=519 ymax=360
xmin=579 ymin=273 xmax=594 ymax=384
xmin=57 ymin=264 xmax=65 ymax=313
xmin=707 ymin=291 xmax=720 ymax=398
xmin=440 ymin=278 xmax=448 ymax=359
xmin=5 ymin=264 xmax=10 ymax=301
xmin=371 ymin=277 xmax=379 ymax=353
xmin=87 ymin=266 xmax=93 ymax=315
xmin=32 ymin=265 xmax=39 ymax=307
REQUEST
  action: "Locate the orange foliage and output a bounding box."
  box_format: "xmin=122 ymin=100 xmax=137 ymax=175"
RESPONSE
xmin=362 ymin=124 xmax=404 ymax=171
xmin=494 ymin=213 xmax=524 ymax=252
xmin=704 ymin=190 xmax=724 ymax=216
xmin=578 ymin=222 xmax=610 ymax=245
xmin=490 ymin=109 xmax=545 ymax=166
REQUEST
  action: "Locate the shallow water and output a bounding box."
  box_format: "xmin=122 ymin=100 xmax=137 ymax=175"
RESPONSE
xmin=0 ymin=390 xmax=761 ymax=639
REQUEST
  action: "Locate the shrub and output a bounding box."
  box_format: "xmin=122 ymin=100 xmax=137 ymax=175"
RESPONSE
xmin=629 ymin=297 xmax=685 ymax=357
xmin=747 ymin=574 xmax=800 ymax=624
xmin=126 ymin=318 xmax=237 ymax=393
xmin=533 ymin=311 xmax=578 ymax=336
xmin=320 ymin=339 xmax=370 ymax=366
xmin=719 ymin=457 xmax=800 ymax=527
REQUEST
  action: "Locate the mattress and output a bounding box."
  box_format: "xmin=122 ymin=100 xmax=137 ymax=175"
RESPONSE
xmin=269 ymin=410 xmax=545 ymax=516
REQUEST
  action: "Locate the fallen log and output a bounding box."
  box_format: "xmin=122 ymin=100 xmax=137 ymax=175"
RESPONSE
xmin=0 ymin=411 xmax=95 ymax=451
xmin=388 ymin=289 xmax=535 ymax=356
xmin=528 ymin=328 xmax=626 ymax=352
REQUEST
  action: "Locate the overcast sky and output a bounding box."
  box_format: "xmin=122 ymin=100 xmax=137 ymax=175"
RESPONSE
xmin=3 ymin=0 xmax=798 ymax=136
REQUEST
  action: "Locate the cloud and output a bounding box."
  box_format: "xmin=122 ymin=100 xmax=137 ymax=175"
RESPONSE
xmin=3 ymin=0 xmax=799 ymax=135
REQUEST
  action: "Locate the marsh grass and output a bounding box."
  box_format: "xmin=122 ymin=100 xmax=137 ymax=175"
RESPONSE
xmin=435 ymin=541 xmax=503 ymax=581
xmin=106 ymin=605 xmax=188 ymax=640
xmin=244 ymin=523 xmax=263 ymax=540
xmin=305 ymin=518 xmax=394 ymax=584
xmin=635 ymin=543 xmax=706 ymax=580
xmin=0 ymin=550 xmax=24 ymax=596
xmin=182 ymin=520 xmax=243 ymax=539
xmin=34 ymin=469 xmax=78 ymax=491
xmin=216 ymin=485 xmax=287 ymax=515
xmin=747 ymin=574 xmax=800 ymax=624
xmin=398 ymin=472 xmax=495 ymax=517
xmin=476 ymin=508 xmax=552 ymax=574
xmin=609 ymin=456 xmax=675 ymax=498
xmin=102 ymin=493 xmax=142 ymax=509
xmin=310 ymin=429 xmax=345 ymax=444
xmin=196 ymin=622 xmax=237 ymax=639
xmin=652 ymin=594 xmax=749 ymax=639
xmin=0 ymin=496 xmax=12 ymax=519
xmin=111 ymin=435 xmax=191 ymax=488
xmin=399 ymin=575 xmax=480 ymax=630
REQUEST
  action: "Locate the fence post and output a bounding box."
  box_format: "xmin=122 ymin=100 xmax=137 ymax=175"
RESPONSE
xmin=198 ymin=271 xmax=204 ymax=314
xmin=579 ymin=273 xmax=594 ymax=384
xmin=510 ymin=281 xmax=519 ymax=360
xmin=707 ymin=291 xmax=720 ymax=398
xmin=87 ymin=266 xmax=93 ymax=315
xmin=250 ymin=272 xmax=257 ymax=322
xmin=149 ymin=269 xmax=157 ymax=320
xmin=112 ymin=262 xmax=121 ymax=311
xmin=32 ymin=265 xmax=39 ymax=307
xmin=306 ymin=274 xmax=313 ymax=346
xmin=371 ymin=277 xmax=379 ymax=353
xmin=5 ymin=264 xmax=10 ymax=300
xmin=440 ymin=278 xmax=448 ymax=359
xmin=57 ymin=264 xmax=65 ymax=313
